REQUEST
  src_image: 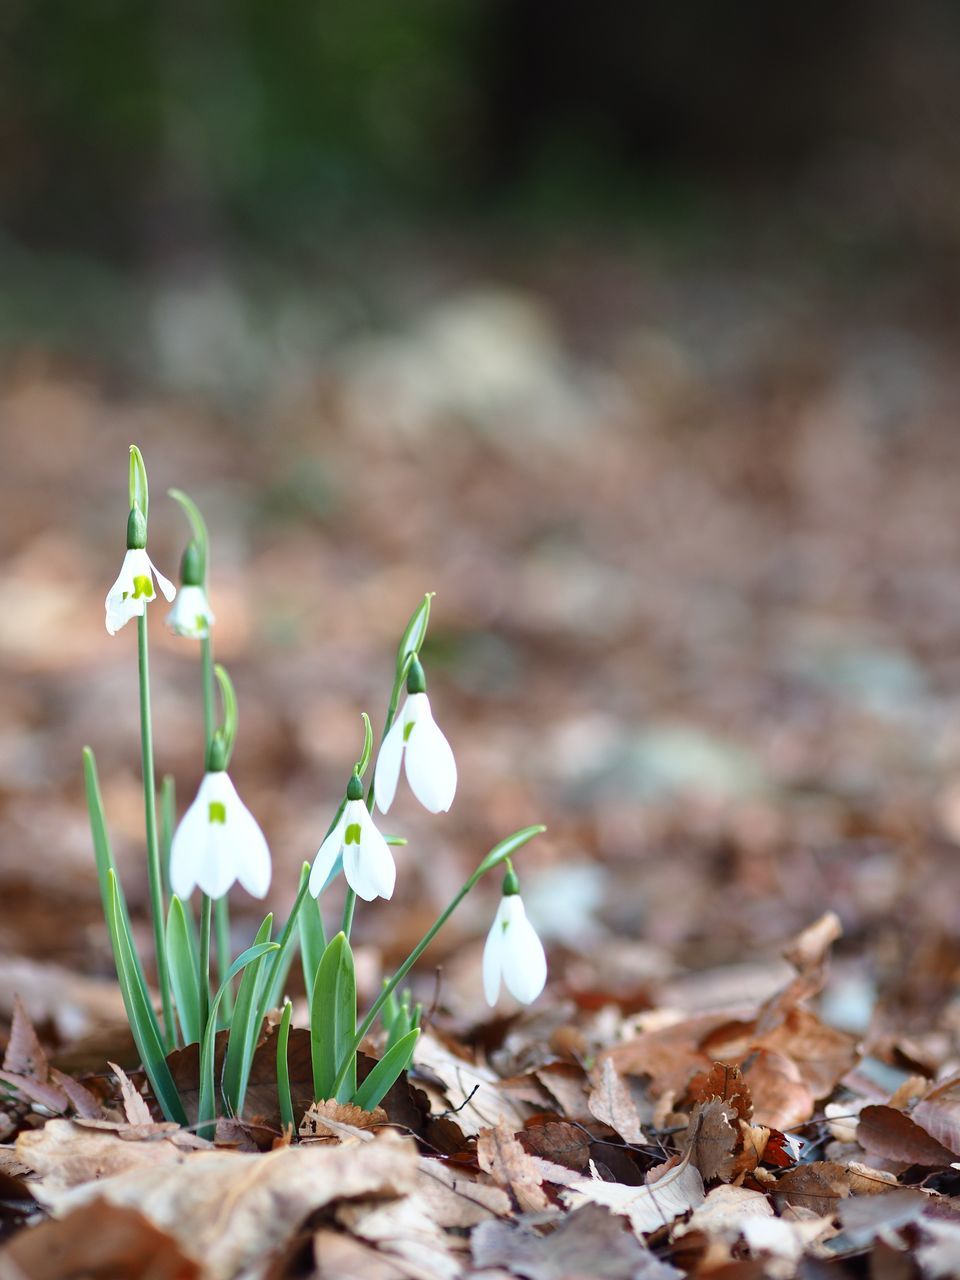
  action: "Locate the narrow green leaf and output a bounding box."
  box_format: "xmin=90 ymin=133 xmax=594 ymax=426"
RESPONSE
xmin=352 ymin=1029 xmax=420 ymax=1111
xmin=475 ymin=825 xmax=547 ymax=879
xmin=221 ymin=914 xmax=274 ymax=1116
xmin=276 ymin=1000 xmax=294 ymax=1134
xmin=166 ymin=896 xmax=202 ymax=1045
xmin=168 ymin=488 xmax=210 ymax=584
xmin=310 ymin=932 xmax=356 ymax=1103
xmin=129 ymin=445 xmax=149 ymax=521
xmin=83 ymin=748 xmax=157 ymax=1036
xmin=159 ymin=774 xmax=175 ymax=898
xmin=298 ymin=864 xmax=326 ymax=1007
xmin=105 ymin=872 xmax=187 ymax=1125
xmin=355 ymin=711 xmax=374 ymax=777
xmin=395 ymin=592 xmax=434 ymax=675
xmin=197 ymin=940 xmax=279 ymax=1136
xmin=213 ymin=664 xmax=238 ymax=768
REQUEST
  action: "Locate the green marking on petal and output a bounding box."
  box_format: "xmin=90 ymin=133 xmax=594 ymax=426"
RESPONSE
xmin=403 ymin=721 xmax=415 ymax=743
xmin=345 ymin=822 xmax=362 ymax=845
xmin=208 ymin=801 xmax=227 ymax=824
xmin=131 ymin=574 xmax=154 ymax=600
xmin=501 ymin=919 xmax=510 ymax=934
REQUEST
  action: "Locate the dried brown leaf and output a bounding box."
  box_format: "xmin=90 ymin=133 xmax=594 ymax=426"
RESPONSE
xmin=773 ymin=1160 xmax=896 ymax=1217
xmin=857 ymin=1105 xmax=955 ymax=1167
xmin=3 ymin=996 xmax=48 ymax=1081
xmin=415 ymin=1158 xmax=511 ymax=1228
xmin=300 ymin=1099 xmax=389 ymax=1143
xmin=47 ymin=1068 xmax=102 ymax=1120
xmin=0 ymin=1069 xmax=68 ymax=1114
xmin=16 ymin=1118 xmax=199 ymax=1193
xmin=520 ymin=1120 xmax=591 ymax=1172
xmin=562 ymin=1151 xmax=705 ymax=1236
xmin=108 ymin=1061 xmax=154 ymax=1127
xmin=684 ymin=1100 xmax=738 ymax=1183
xmin=336 ymin=1190 xmax=461 ymax=1280
xmin=472 ymin=1203 xmax=682 ymax=1279
xmin=0 ymin=1198 xmax=201 ymax=1280
xmin=913 ymin=1076 xmax=960 ymax=1157
xmin=414 ymin=1032 xmax=528 ymax=1136
xmin=740 ymin=1048 xmax=814 ymax=1131
xmin=588 ymin=1059 xmax=646 ymax=1144
xmin=477 ymin=1121 xmax=549 ymax=1212
xmin=837 ymin=1188 xmax=929 ymax=1246
xmin=685 ymin=1061 xmax=753 ymax=1122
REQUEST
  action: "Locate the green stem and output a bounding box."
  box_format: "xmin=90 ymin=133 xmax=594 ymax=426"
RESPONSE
xmin=199 ymin=894 xmax=212 ymax=1032
xmin=201 ymin=635 xmax=233 ymax=1014
xmin=341 ymin=890 xmax=357 ymax=936
xmin=263 ymin=875 xmax=310 ymax=1005
xmin=137 ymin=613 xmax=174 ymax=1050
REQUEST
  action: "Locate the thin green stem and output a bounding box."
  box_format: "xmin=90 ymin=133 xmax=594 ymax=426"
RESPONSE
xmin=341 ymin=889 xmax=357 ymax=936
xmin=137 ymin=613 xmax=174 ymax=1050
xmin=201 ymin=635 xmax=233 ymax=1014
xmin=262 ymin=875 xmax=310 ymax=1007
xmin=199 ymin=894 xmax=212 ymax=1032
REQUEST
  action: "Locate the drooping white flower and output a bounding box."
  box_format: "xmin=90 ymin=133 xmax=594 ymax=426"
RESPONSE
xmin=482 ymin=890 xmax=547 ymax=1006
xmin=166 ymin=584 xmax=215 ymax=638
xmin=105 ymin=548 xmax=176 ymax=635
xmin=170 ymin=770 xmax=271 ymax=900
xmin=309 ymin=794 xmax=396 ymax=902
xmin=374 ymin=661 xmax=456 ymax=814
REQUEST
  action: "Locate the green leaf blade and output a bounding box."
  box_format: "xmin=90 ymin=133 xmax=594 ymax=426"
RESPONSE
xmin=310 ymin=932 xmax=356 ymax=1103
xmin=166 ymin=896 xmax=202 ymax=1046
xmin=221 ymin=914 xmax=274 ymax=1116
xmin=352 ymin=1028 xmax=420 ymax=1112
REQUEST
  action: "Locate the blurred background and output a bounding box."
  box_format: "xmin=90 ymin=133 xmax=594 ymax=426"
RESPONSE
xmin=2 ymin=0 xmax=960 ymax=1060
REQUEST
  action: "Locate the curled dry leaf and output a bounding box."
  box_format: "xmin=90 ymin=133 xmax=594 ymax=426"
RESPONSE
xmin=477 ymin=1121 xmax=549 ymax=1213
xmin=685 ymin=1061 xmax=752 ymax=1122
xmin=31 ymin=1128 xmax=420 ymax=1280
xmin=588 ymin=1058 xmax=646 ymax=1144
xmin=109 ymin=1061 xmax=153 ymax=1127
xmin=562 ymin=1151 xmax=705 ymax=1236
xmin=856 ymin=1104 xmax=956 ymax=1168
xmin=300 ymin=1099 xmax=389 ymax=1144
xmin=16 ymin=1118 xmax=196 ymax=1195
xmin=683 ymin=1100 xmax=738 ymax=1183
xmin=472 ymin=1203 xmax=683 ymax=1280
xmin=336 ymin=1191 xmax=461 ymax=1280
xmin=415 ymin=1157 xmax=511 ymax=1228
xmin=414 ymin=1031 xmax=528 ymax=1137
xmin=912 ymin=1075 xmax=960 ymax=1157
xmin=3 ymin=996 xmax=49 ymax=1080
xmin=740 ymin=1047 xmax=814 ymax=1131
xmin=772 ymin=1160 xmax=897 ymax=1217
xmin=519 ymin=1120 xmax=591 ymax=1172
xmin=47 ymin=1068 xmax=102 ymax=1120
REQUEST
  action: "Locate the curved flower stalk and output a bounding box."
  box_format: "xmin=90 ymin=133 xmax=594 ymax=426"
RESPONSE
xmin=310 ymin=774 xmax=396 ymax=902
xmin=374 ymin=658 xmax=457 ymax=814
xmin=482 ymin=867 xmax=547 ymax=1006
xmin=170 ymin=768 xmax=271 ymax=900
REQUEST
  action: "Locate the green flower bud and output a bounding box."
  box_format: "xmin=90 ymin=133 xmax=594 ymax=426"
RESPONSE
xmin=501 ymin=867 xmax=520 ymax=897
xmin=207 ymin=731 xmax=228 ymax=773
xmin=126 ymin=505 xmax=147 ymax=550
xmin=179 ymin=539 xmax=204 ymax=587
xmin=346 ymin=772 xmax=364 ymax=802
xmin=406 ymin=656 xmax=427 ymax=695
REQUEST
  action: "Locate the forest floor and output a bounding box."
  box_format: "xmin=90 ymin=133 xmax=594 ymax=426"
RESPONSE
xmin=1 ymin=240 xmax=959 ymax=1277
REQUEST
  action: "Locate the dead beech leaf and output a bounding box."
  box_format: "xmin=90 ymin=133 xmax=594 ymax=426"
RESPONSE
xmin=773 ymin=1160 xmax=896 ymax=1216
xmin=36 ymin=1128 xmax=419 ymax=1280
xmin=685 ymin=1061 xmax=752 ymax=1122
xmin=472 ymin=1203 xmax=682 ymax=1279
xmin=414 ymin=1031 xmax=528 ymax=1136
xmin=109 ymin=1061 xmax=153 ymax=1127
xmin=300 ymin=1099 xmax=388 ymax=1143
xmin=740 ymin=1048 xmax=814 ymax=1131
xmin=562 ymin=1151 xmax=705 ymax=1236
xmin=753 ymin=1008 xmax=857 ymax=1099
xmin=47 ymin=1068 xmax=102 ymax=1120
xmin=588 ymin=1058 xmax=646 ymax=1144
xmin=477 ymin=1121 xmax=548 ymax=1212
xmin=857 ymin=1105 xmax=955 ymax=1167
xmin=336 ymin=1190 xmax=460 ymax=1280
xmin=0 ymin=1197 xmax=201 ymax=1280
xmin=520 ymin=1120 xmax=591 ymax=1172
xmin=759 ymin=911 xmax=842 ymax=1031
xmin=913 ymin=1076 xmax=960 ymax=1157
xmin=838 ymin=1188 xmax=928 ymax=1247
xmin=0 ymin=1069 xmax=69 ymax=1114
xmin=415 ymin=1157 xmax=510 ymax=1228
xmin=3 ymin=996 xmax=49 ymax=1080
xmin=679 ymin=1183 xmax=774 ymax=1235
xmin=684 ymin=1100 xmax=738 ymax=1182
xmin=16 ymin=1118 xmax=203 ymax=1194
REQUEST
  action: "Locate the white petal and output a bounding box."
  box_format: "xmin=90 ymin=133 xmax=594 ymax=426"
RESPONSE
xmin=194 ymin=822 xmax=236 ymax=899
xmin=227 ymin=796 xmax=272 ymax=899
xmin=482 ymin=900 xmax=508 ymax=1006
xmin=344 ymin=807 xmax=396 ymax=902
xmin=500 ymin=897 xmax=547 ymax=1005
xmin=404 ymin=697 xmax=457 ymax=813
xmin=104 ymin=551 xmax=142 ymax=634
xmin=169 ymin=775 xmax=217 ymax=898
xmin=309 ymin=812 xmax=347 ymax=898
xmin=149 ymin=557 xmax=177 ymax=602
xmin=166 ymin=585 xmax=214 ymax=637
xmin=374 ymin=709 xmax=407 ymax=814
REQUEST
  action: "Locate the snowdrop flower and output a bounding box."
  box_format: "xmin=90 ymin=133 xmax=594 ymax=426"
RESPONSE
xmin=310 ymin=773 xmax=396 ymax=902
xmin=170 ymin=768 xmax=271 ymax=900
xmin=166 ymin=544 xmax=215 ymax=638
xmin=104 ymin=506 xmax=176 ymax=635
xmin=374 ymin=658 xmax=456 ymax=814
xmin=482 ymin=870 xmax=547 ymax=1006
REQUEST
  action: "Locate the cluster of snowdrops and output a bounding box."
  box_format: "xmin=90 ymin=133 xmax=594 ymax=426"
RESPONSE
xmin=86 ymin=447 xmax=547 ymax=1134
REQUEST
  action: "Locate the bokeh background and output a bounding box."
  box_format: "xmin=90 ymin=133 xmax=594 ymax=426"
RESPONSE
xmin=3 ymin=0 xmax=960 ymax=1058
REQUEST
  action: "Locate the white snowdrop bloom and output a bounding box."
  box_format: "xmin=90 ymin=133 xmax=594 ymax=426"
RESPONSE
xmin=482 ymin=890 xmax=547 ymax=1006
xmin=374 ymin=661 xmax=456 ymax=814
xmin=105 ymin=548 xmax=176 ymax=635
xmin=166 ymin=584 xmax=215 ymax=638
xmin=309 ymin=792 xmax=396 ymax=903
xmin=170 ymin=770 xmax=271 ymax=900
